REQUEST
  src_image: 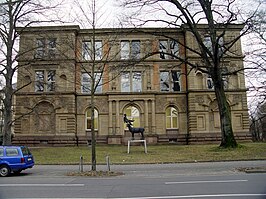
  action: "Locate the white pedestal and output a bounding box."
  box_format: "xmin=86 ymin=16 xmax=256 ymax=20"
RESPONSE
xmin=127 ymin=139 xmax=147 ymax=154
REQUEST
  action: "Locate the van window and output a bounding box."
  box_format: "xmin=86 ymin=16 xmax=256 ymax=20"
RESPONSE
xmin=0 ymin=149 xmax=3 ymax=156
xmin=21 ymin=147 xmax=32 ymax=155
xmin=6 ymin=148 xmax=19 ymax=156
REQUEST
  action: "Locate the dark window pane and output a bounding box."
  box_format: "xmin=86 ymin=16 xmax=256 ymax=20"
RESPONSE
xmin=171 ymin=71 xmax=180 ymax=91
xmin=131 ymin=40 xmax=140 ymax=59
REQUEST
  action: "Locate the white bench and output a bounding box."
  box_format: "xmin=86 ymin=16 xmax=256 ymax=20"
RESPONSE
xmin=127 ymin=139 xmax=147 ymax=154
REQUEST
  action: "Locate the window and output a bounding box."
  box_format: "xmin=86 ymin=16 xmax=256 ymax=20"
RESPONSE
xmin=121 ymin=40 xmax=141 ymax=60
xmin=82 ymin=41 xmax=102 ymax=61
xmin=81 ymin=72 xmax=102 ymax=93
xmin=47 ymin=70 xmax=56 ymax=91
xmin=36 ymin=39 xmax=45 ymax=58
xmin=121 ymin=72 xmax=142 ymax=92
xmin=206 ymin=75 xmax=214 ymax=89
xmin=131 ymin=40 xmax=141 ymax=59
xmin=124 ymin=106 xmax=140 ymax=129
xmin=159 ymin=40 xmax=179 ymax=59
xmin=35 ymin=38 xmax=57 ymax=58
xmin=206 ymin=68 xmax=228 ymax=90
xmin=35 ymin=70 xmax=56 ymax=92
xmin=35 ymin=71 xmax=44 ymax=92
xmin=203 ymin=36 xmax=223 ymax=55
xmin=85 ymin=108 xmax=98 ymax=130
xmin=166 ymin=107 xmax=178 ymax=129
xmin=6 ymin=148 xmax=19 ymax=156
xmin=47 ymin=38 xmax=56 ymax=58
xmin=0 ymin=149 xmax=3 ymax=157
xmin=160 ymin=71 xmax=181 ymax=92
xmin=221 ymin=67 xmax=229 ymax=89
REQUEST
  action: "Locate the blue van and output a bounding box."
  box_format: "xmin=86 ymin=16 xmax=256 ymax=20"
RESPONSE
xmin=0 ymin=146 xmax=34 ymax=177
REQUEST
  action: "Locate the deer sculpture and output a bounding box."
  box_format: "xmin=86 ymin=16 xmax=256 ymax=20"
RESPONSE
xmin=124 ymin=114 xmax=145 ymax=140
xmin=126 ymin=123 xmax=145 ymax=140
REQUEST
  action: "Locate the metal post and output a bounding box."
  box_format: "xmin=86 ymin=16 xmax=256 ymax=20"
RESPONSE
xmin=79 ymin=155 xmax=83 ymax=172
xmin=106 ymin=155 xmax=110 ymax=171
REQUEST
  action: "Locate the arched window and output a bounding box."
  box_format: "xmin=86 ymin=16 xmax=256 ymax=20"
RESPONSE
xmin=124 ymin=106 xmax=140 ymax=129
xmin=196 ymin=73 xmax=203 ymax=89
xmin=166 ymin=107 xmax=178 ymax=129
xmin=85 ymin=108 xmax=98 ymax=130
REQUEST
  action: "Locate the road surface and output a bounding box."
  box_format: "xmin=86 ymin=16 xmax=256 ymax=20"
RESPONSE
xmin=0 ymin=161 xmax=265 ymax=199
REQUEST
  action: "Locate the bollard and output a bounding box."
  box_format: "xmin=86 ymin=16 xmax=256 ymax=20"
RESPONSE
xmin=106 ymin=155 xmax=110 ymax=171
xmin=79 ymin=155 xmax=83 ymax=172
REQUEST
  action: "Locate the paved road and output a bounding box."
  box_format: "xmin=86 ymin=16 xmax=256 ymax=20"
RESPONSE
xmin=0 ymin=161 xmax=265 ymax=199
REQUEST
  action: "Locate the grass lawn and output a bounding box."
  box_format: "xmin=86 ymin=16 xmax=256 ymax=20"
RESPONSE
xmin=30 ymin=142 xmax=266 ymax=165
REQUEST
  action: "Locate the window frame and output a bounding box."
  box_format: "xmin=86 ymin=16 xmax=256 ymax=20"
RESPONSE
xmin=159 ymin=39 xmax=179 ymax=59
xmin=35 ymin=38 xmax=57 ymax=59
xmin=160 ymin=70 xmax=181 ymax=92
xmin=85 ymin=108 xmax=99 ymax=131
xmin=81 ymin=72 xmax=102 ymax=94
xmin=35 ymin=70 xmax=56 ymax=92
xmin=120 ymin=40 xmax=141 ymax=60
xmin=166 ymin=107 xmax=179 ymax=129
xmin=203 ymin=36 xmax=224 ymax=55
xmin=82 ymin=40 xmax=103 ymax=61
xmin=5 ymin=148 xmax=19 ymax=156
xmin=121 ymin=71 xmax=142 ymax=92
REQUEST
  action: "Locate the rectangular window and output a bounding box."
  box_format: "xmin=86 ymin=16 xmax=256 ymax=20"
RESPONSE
xmin=0 ymin=149 xmax=3 ymax=157
xmin=35 ymin=70 xmax=56 ymax=92
xmin=121 ymin=72 xmax=130 ymax=92
xmin=95 ymin=73 xmax=102 ymax=93
xmin=6 ymin=148 xmax=19 ymax=156
xmin=82 ymin=41 xmax=102 ymax=61
xmin=203 ymin=36 xmax=223 ymax=55
xmin=160 ymin=71 xmax=180 ymax=92
xmin=82 ymin=41 xmax=91 ymax=60
xmin=47 ymin=70 xmax=56 ymax=91
xmin=159 ymin=40 xmax=179 ymax=59
xmin=206 ymin=67 xmax=228 ymax=90
xmin=121 ymin=40 xmax=141 ymax=60
xmin=35 ymin=70 xmax=44 ymax=92
xmin=35 ymin=38 xmax=56 ymax=58
xmin=121 ymin=72 xmax=142 ymax=92
xmin=221 ymin=67 xmax=228 ymax=89
xmin=47 ymin=38 xmax=57 ymax=58
xmin=95 ymin=41 xmax=102 ymax=60
xmin=206 ymin=75 xmax=214 ymax=90
xmin=131 ymin=40 xmax=141 ymax=59
xmin=81 ymin=73 xmax=90 ymax=93
xmin=132 ymin=72 xmax=142 ymax=92
xmin=121 ymin=41 xmax=130 ymax=60
xmin=35 ymin=38 xmax=45 ymax=58
xmin=81 ymin=72 xmax=102 ymax=93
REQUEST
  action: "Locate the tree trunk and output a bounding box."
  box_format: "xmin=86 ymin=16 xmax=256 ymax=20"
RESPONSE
xmin=2 ymin=85 xmax=13 ymax=146
xmin=214 ymin=83 xmax=237 ymax=148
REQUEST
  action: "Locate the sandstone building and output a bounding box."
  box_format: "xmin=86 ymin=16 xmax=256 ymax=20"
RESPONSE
xmin=14 ymin=25 xmax=250 ymax=145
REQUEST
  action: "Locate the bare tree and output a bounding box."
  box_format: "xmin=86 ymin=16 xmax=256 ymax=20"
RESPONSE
xmin=0 ymin=0 xmax=62 ymax=145
xmin=245 ymin=2 xmax=266 ymax=141
xmin=73 ymin=0 xmax=135 ymax=171
xmin=118 ymin=0 xmax=260 ymax=148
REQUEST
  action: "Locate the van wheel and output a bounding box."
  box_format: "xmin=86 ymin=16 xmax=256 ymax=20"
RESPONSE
xmin=0 ymin=165 xmax=10 ymax=177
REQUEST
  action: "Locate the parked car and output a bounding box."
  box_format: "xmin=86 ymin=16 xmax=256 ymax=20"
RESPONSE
xmin=0 ymin=146 xmax=34 ymax=177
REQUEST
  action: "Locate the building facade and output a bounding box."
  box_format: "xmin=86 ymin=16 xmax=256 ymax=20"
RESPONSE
xmin=13 ymin=25 xmax=250 ymax=146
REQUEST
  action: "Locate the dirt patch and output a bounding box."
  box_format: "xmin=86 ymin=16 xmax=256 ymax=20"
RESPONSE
xmin=236 ymin=167 xmax=266 ymax=173
xmin=67 ymin=170 xmax=124 ymax=177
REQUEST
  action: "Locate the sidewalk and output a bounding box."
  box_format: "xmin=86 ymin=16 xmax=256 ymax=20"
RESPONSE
xmin=32 ymin=160 xmax=266 ymax=177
